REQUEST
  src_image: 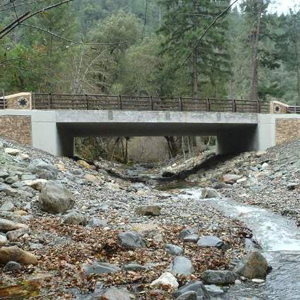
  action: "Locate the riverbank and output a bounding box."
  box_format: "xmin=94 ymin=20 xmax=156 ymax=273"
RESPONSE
xmin=0 ymin=137 xmax=248 ymax=299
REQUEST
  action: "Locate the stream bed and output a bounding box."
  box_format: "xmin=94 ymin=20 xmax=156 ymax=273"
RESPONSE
xmin=176 ymin=188 xmax=300 ymax=300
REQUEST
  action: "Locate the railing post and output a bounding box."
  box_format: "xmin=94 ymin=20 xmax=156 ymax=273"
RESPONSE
xmin=257 ymin=100 xmax=261 ymax=113
xmin=150 ymin=96 xmax=154 ymax=111
xmin=48 ymin=93 xmax=52 ymax=109
xmin=85 ymin=94 xmax=89 ymax=110
xmin=119 ymin=95 xmax=123 ymax=110
xmin=232 ymin=99 xmax=237 ymax=112
xmin=206 ymin=98 xmax=211 ymax=112
xmin=179 ymin=97 xmax=183 ymax=111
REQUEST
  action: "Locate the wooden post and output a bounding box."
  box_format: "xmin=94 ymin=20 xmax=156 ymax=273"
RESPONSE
xmin=232 ymin=99 xmax=237 ymax=112
xmin=48 ymin=93 xmax=52 ymax=109
xmin=119 ymin=95 xmax=123 ymax=110
xmin=180 ymin=97 xmax=183 ymax=111
xmin=257 ymin=100 xmax=261 ymax=113
xmin=206 ymin=98 xmax=211 ymax=112
xmin=150 ymin=96 xmax=154 ymax=110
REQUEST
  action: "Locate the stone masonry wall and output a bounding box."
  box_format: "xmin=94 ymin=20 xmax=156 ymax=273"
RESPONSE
xmin=0 ymin=115 xmax=32 ymax=146
xmin=276 ymin=118 xmax=300 ymax=145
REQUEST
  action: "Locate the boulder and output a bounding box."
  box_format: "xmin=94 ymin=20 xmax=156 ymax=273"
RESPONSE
xmin=6 ymin=228 xmax=28 ymax=242
xmin=0 ymin=183 xmax=18 ymax=196
xmin=150 ymin=272 xmax=179 ymax=289
xmin=176 ymin=292 xmax=197 ymax=300
xmin=170 ymin=256 xmax=194 ymax=276
xmin=0 ymin=218 xmax=27 ymax=233
xmin=235 ymin=250 xmax=270 ymax=279
xmin=78 ymin=160 xmax=91 ymax=170
xmin=197 ymin=236 xmax=223 ymax=248
xmin=28 ymin=159 xmax=58 ymax=180
xmin=87 ymin=217 xmax=107 ymax=228
xmin=102 ymin=287 xmax=134 ymax=300
xmin=183 ymin=234 xmax=199 ymax=243
xmin=23 ymin=179 xmax=47 ymax=191
xmin=118 ymin=231 xmax=146 ymax=250
xmin=135 ymin=205 xmax=161 ymax=216
xmin=178 ymin=228 xmax=197 ymax=240
xmin=204 ymin=285 xmax=224 ymax=297
xmin=3 ymin=261 xmax=22 ymax=272
xmin=0 ymin=235 xmax=7 ymax=246
xmin=82 ymin=262 xmax=121 ymax=275
xmin=203 ymin=270 xmax=237 ymax=284
xmin=165 ymin=244 xmax=183 ymax=256
xmin=63 ymin=211 xmax=88 ymax=226
xmin=39 ymin=181 xmax=75 ymax=214
xmin=0 ymin=246 xmax=38 ymax=265
xmin=0 ymin=201 xmax=14 ymax=211
xmin=223 ymin=174 xmax=243 ymax=184
xmin=4 ymin=148 xmax=21 ymax=156
xmin=173 ymin=281 xmax=210 ymax=299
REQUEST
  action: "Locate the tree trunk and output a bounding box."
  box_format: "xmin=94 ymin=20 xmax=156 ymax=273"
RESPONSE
xmin=249 ymin=0 xmax=263 ymax=101
xmin=192 ymin=49 xmax=199 ymax=98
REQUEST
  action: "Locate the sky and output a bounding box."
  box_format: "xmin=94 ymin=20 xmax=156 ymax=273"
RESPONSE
xmin=233 ymin=0 xmax=300 ymax=14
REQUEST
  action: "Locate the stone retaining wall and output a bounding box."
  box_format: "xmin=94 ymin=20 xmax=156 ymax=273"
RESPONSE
xmin=276 ymin=118 xmax=300 ymax=145
xmin=0 ymin=115 xmax=32 ymax=146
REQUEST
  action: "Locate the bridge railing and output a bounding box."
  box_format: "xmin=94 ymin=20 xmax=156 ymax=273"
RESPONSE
xmin=0 ymin=97 xmax=6 ymax=109
xmin=31 ymin=93 xmax=269 ymax=113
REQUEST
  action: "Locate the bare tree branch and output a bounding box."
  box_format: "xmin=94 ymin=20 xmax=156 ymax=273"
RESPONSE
xmin=0 ymin=0 xmax=73 ymax=40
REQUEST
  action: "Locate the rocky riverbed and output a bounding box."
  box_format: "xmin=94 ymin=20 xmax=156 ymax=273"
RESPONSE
xmin=0 ymin=137 xmax=264 ymax=300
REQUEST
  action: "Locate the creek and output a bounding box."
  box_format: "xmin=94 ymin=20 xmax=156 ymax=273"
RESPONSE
xmin=176 ymin=188 xmax=300 ymax=300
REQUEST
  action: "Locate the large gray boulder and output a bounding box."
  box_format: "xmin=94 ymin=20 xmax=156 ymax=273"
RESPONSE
xmin=170 ymin=256 xmax=194 ymax=276
xmin=28 ymin=159 xmax=58 ymax=180
xmin=118 ymin=231 xmax=146 ymax=250
xmin=235 ymin=250 xmax=270 ymax=279
xmin=173 ymin=281 xmax=210 ymax=299
xmin=203 ymin=270 xmax=237 ymax=284
xmin=39 ymin=181 xmax=75 ymax=214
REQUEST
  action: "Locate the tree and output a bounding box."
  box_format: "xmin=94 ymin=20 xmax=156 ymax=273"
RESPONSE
xmin=158 ymin=0 xmax=231 ymax=98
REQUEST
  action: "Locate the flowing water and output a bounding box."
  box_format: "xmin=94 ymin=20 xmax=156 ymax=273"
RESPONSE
xmin=176 ymin=188 xmax=300 ymax=300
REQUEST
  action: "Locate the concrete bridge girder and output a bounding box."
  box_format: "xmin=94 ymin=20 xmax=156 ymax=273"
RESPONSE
xmin=0 ymin=110 xmax=276 ymax=157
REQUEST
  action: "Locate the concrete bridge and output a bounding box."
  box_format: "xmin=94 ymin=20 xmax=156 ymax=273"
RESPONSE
xmin=0 ymin=92 xmax=298 ymax=157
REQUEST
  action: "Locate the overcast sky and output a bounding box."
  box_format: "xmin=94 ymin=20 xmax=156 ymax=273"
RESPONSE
xmin=233 ymin=0 xmax=300 ymax=14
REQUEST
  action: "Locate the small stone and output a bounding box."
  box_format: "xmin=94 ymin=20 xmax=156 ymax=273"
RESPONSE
xmin=0 ymin=218 xmax=28 ymax=232
xmin=4 ymin=148 xmax=21 ymax=156
xmin=165 ymin=244 xmax=183 ymax=256
xmin=170 ymin=256 xmax=194 ymax=276
xmin=203 ymin=270 xmax=237 ymax=284
xmin=78 ymin=160 xmax=90 ymax=170
xmin=6 ymin=228 xmax=28 ymax=242
xmin=5 ymin=176 xmax=18 ymax=184
xmin=28 ymin=159 xmax=58 ymax=180
xmin=205 ymin=285 xmax=224 ymax=297
xmin=0 ymin=171 xmax=9 ymax=178
xmin=197 ymin=236 xmax=223 ymax=248
xmin=252 ymin=278 xmax=265 ymax=283
xmin=0 ymin=201 xmax=15 ymax=211
xmin=132 ymin=223 xmax=159 ymax=235
xmin=0 ymin=235 xmax=7 ymax=246
xmin=173 ymin=281 xmax=210 ymax=299
xmin=135 ymin=205 xmax=161 ymax=216
xmin=150 ymin=272 xmax=179 ymax=289
xmin=0 ymin=246 xmax=38 ymax=265
xmin=88 ymin=217 xmax=107 ymax=228
xmin=124 ymin=263 xmax=146 ymax=271
xmin=235 ymin=250 xmax=270 ymax=279
xmin=84 ymin=174 xmax=101 ymax=184
xmin=287 ymin=183 xmax=299 ymax=191
xmin=0 ymin=183 xmax=18 ymax=196
xmin=21 ymin=174 xmax=37 ymax=181
xmin=20 ymin=153 xmax=30 ymax=160
xmin=63 ymin=211 xmax=88 ymax=226
xmin=183 ymin=234 xmax=199 ymax=243
xmin=102 ymin=287 xmax=134 ymax=300
xmin=178 ymin=228 xmax=197 ymax=240
xmin=3 ymin=261 xmax=22 ymax=272
xmin=256 ymin=150 xmax=267 ymax=157
xmin=223 ymin=174 xmax=242 ymax=184
xmin=82 ymin=262 xmax=121 ymax=275
xmin=118 ymin=231 xmax=146 ymax=250
xmin=23 ymin=179 xmax=47 ymax=191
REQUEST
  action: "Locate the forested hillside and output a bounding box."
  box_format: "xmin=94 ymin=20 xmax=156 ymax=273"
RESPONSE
xmin=1 ymin=0 xmax=300 ymax=104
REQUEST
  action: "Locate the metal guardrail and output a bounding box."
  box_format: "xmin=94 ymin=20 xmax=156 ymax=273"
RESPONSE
xmin=31 ymin=93 xmax=269 ymax=113
xmin=0 ymin=97 xmax=6 ymax=109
